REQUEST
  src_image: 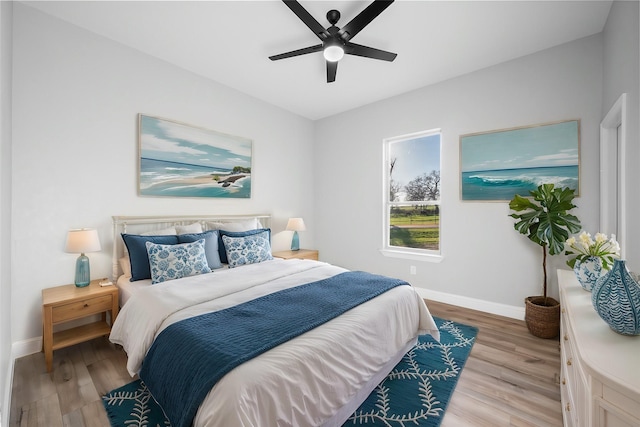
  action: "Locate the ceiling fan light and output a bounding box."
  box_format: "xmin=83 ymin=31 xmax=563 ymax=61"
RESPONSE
xmin=323 ymin=45 xmax=344 ymax=62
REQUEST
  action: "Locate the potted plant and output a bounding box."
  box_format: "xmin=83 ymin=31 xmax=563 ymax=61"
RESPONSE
xmin=565 ymin=231 xmax=620 ymax=291
xmin=509 ymin=183 xmax=581 ymax=338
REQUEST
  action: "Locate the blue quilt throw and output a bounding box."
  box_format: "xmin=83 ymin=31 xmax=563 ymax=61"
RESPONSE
xmin=139 ymin=271 xmax=410 ymax=427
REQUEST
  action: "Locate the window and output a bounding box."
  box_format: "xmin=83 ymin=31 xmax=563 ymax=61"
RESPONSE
xmin=382 ymin=130 xmax=441 ymax=260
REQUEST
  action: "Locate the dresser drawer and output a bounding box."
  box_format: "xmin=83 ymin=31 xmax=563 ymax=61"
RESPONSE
xmin=51 ymin=294 xmax=113 ymax=323
xmin=602 ymin=383 xmax=640 ymax=420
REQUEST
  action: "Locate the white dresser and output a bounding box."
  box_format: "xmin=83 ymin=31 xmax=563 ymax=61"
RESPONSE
xmin=558 ymin=269 xmax=640 ymax=427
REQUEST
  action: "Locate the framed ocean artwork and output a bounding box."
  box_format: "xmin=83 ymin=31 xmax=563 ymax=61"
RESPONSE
xmin=138 ymin=114 xmax=252 ymax=198
xmin=460 ymin=120 xmax=580 ymax=201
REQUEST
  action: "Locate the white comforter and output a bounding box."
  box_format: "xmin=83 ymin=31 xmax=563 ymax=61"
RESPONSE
xmin=110 ymin=259 xmax=439 ymax=427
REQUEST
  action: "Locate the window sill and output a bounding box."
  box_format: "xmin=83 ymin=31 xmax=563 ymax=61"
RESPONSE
xmin=379 ymin=248 xmax=443 ymax=263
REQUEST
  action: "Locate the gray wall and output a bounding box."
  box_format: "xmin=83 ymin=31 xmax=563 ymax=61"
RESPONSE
xmin=314 ymin=34 xmax=605 ymax=312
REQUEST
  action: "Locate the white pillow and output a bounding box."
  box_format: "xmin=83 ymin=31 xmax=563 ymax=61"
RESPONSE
xmin=176 ymin=222 xmax=203 ymax=235
xmin=207 ymin=218 xmax=258 ymax=232
xmin=119 ymin=256 xmax=132 ymax=277
xmin=141 ymin=226 xmax=177 ymax=236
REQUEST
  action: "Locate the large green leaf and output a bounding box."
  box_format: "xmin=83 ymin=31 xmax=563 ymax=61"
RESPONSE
xmin=508 ymin=184 xmax=581 ymax=254
xmin=509 ymin=194 xmax=541 ymax=212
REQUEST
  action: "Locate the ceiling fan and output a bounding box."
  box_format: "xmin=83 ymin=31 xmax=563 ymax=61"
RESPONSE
xmin=269 ymin=0 xmax=397 ymax=83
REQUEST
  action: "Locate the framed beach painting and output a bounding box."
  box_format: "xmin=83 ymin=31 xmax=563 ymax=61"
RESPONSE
xmin=138 ymin=114 xmax=252 ymax=198
xmin=460 ymin=120 xmax=580 ymax=201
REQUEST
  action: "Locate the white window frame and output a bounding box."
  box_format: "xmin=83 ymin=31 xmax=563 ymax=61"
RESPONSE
xmin=381 ymin=129 xmax=443 ymax=262
xmin=600 ymin=93 xmax=627 ymax=258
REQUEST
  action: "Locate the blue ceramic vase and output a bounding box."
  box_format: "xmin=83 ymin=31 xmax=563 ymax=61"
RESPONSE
xmin=573 ymin=256 xmax=604 ymax=291
xmin=591 ymin=259 xmax=640 ymax=335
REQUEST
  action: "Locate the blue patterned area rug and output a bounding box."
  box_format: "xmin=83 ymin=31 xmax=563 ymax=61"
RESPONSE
xmin=102 ymin=317 xmax=477 ymax=427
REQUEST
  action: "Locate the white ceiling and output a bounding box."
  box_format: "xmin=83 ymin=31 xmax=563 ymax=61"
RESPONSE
xmin=23 ymin=1 xmax=612 ymax=120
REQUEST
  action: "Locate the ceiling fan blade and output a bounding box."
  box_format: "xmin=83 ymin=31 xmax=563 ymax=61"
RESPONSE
xmin=339 ymin=0 xmax=394 ymax=42
xmin=327 ymin=61 xmax=337 ymax=83
xmin=269 ymin=44 xmax=323 ymax=61
xmin=283 ymin=0 xmax=329 ymax=40
xmin=345 ymin=42 xmax=397 ymax=62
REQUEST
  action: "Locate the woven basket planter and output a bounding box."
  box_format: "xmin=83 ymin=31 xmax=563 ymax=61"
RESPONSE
xmin=525 ymin=296 xmax=560 ymax=339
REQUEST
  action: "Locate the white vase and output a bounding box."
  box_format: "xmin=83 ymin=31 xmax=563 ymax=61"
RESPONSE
xmin=574 ymin=256 xmax=604 ymax=291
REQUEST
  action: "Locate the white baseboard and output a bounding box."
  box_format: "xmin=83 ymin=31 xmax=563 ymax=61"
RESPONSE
xmin=414 ymin=287 xmax=525 ymax=320
xmin=12 ymin=336 xmax=41 ymax=359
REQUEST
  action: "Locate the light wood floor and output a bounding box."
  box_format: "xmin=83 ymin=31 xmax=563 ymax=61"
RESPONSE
xmin=428 ymin=300 xmax=562 ymax=427
xmin=9 ymin=300 xmax=562 ymax=427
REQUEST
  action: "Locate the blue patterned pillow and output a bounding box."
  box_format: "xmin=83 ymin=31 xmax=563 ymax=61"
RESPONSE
xmin=221 ymin=231 xmax=273 ymax=268
xmin=145 ymin=239 xmax=211 ymax=284
xmin=218 ymin=228 xmax=271 ymax=264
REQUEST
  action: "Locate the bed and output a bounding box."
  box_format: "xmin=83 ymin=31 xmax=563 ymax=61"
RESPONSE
xmin=108 ymin=214 xmax=439 ymax=427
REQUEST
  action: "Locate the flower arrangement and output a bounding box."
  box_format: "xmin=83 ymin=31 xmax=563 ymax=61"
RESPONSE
xmin=565 ymin=231 xmax=620 ymax=270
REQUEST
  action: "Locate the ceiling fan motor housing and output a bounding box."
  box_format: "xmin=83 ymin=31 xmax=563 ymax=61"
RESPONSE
xmin=326 ymin=9 xmax=341 ymax=26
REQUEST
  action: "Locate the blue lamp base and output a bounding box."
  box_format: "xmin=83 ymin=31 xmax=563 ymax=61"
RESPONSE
xmin=75 ymin=253 xmax=91 ymax=287
xmin=291 ymin=231 xmax=300 ymax=251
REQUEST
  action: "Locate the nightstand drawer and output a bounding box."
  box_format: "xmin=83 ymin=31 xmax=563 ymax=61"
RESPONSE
xmin=52 ymin=294 xmax=113 ymax=323
xmin=296 ymin=251 xmax=318 ymax=260
xmin=272 ymin=249 xmax=319 ymax=260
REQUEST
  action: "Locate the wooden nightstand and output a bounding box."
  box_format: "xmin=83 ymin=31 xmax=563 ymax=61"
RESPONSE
xmin=42 ymin=279 xmax=119 ymax=372
xmin=272 ymin=249 xmax=319 ymax=261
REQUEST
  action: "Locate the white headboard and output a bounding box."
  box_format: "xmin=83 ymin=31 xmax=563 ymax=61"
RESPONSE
xmin=112 ymin=214 xmax=271 ymax=281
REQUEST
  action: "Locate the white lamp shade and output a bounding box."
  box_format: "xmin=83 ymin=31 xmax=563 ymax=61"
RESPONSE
xmin=65 ymin=229 xmax=101 ymax=254
xmin=286 ymin=218 xmax=306 ymax=232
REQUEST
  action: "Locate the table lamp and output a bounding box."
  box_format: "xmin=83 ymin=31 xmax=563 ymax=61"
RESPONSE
xmin=65 ymin=228 xmax=101 ymax=287
xmin=286 ymin=218 xmax=306 ymax=251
